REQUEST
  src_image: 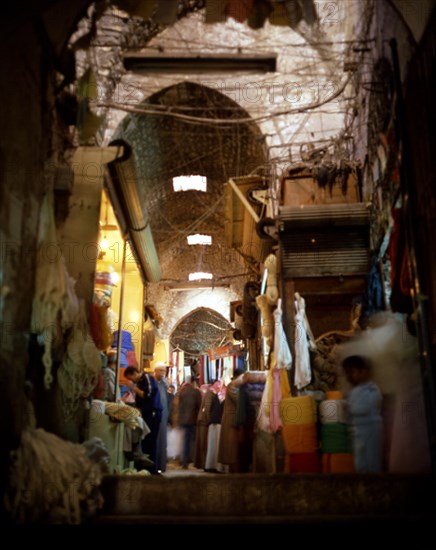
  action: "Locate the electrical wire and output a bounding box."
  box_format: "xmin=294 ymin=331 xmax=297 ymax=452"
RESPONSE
xmin=97 ymin=73 xmax=351 ymax=126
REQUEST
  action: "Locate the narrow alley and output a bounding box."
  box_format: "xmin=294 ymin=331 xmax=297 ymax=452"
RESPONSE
xmin=1 ymin=0 xmax=436 ymax=537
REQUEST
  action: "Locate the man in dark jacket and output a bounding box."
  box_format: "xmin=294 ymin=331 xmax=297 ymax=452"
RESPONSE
xmin=177 ymin=376 xmax=202 ymax=469
xmin=124 ymin=366 xmax=163 ymax=474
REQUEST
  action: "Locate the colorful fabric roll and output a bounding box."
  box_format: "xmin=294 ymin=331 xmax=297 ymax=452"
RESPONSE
xmin=322 ymin=453 xmax=355 ymax=473
xmin=320 ymin=423 xmax=352 ymax=454
xmin=282 ymin=424 xmax=319 ymax=454
xmin=326 ymin=390 xmax=343 ymax=400
xmin=280 ymin=395 xmax=316 ymax=425
xmin=285 ymin=452 xmax=321 ymax=473
xmin=319 ymin=400 xmax=347 ymax=425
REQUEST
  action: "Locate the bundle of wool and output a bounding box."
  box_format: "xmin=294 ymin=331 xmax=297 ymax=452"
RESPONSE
xmin=264 ymin=253 xmax=278 ymax=305
xmin=256 ymin=293 xmax=273 ymax=346
xmin=31 ymin=191 xmax=79 ymax=388
xmin=57 ymin=303 xmax=101 ymax=418
xmin=5 ymin=428 xmax=104 ymax=524
xmin=307 ymin=332 xmax=353 ymax=393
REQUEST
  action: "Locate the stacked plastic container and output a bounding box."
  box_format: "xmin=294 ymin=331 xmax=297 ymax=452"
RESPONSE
xmin=319 ymin=391 xmax=355 ymax=472
xmin=280 ymin=395 xmax=321 ymax=473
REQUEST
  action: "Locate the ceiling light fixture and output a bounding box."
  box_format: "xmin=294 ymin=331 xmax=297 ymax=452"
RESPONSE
xmin=173 ymin=175 xmax=207 ymax=192
xmin=189 ymin=272 xmax=213 ymax=281
xmin=187 ymin=234 xmax=212 ymax=246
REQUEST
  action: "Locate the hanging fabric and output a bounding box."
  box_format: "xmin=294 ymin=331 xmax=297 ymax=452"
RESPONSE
xmin=294 ymin=292 xmax=316 ymax=390
xmin=273 ymin=298 xmax=292 ymax=370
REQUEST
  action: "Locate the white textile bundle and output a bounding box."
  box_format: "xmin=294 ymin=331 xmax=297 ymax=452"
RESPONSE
xmin=5 ymin=428 xmax=104 ymax=524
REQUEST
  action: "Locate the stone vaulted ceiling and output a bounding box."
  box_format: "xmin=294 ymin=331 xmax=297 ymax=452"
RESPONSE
xmin=71 ymin=1 xmax=373 ymax=337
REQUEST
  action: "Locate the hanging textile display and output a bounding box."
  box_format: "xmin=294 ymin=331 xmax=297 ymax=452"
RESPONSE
xmin=273 ymin=298 xmax=292 ymax=370
xmin=280 ymin=395 xmax=316 ymax=426
xmin=319 ymin=391 xmax=354 ymax=471
xmin=171 ymin=350 xmax=185 ymax=385
xmin=294 ymin=292 xmax=316 ymax=390
xmin=31 ymin=191 xmax=79 ymax=389
xmin=280 ymin=394 xmax=319 ymax=470
xmin=256 ymin=293 xmax=274 ymax=366
xmin=319 ymin=399 xmax=347 ymax=424
xmin=264 ymin=253 xmax=279 ymax=305
xmin=57 ymin=302 xmax=101 ymax=418
xmin=320 ymin=424 xmax=353 ymax=454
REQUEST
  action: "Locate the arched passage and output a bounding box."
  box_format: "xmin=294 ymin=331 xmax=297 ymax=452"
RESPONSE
xmin=113 ymin=81 xmax=267 ymax=330
xmin=170 ymin=307 xmax=232 ymax=357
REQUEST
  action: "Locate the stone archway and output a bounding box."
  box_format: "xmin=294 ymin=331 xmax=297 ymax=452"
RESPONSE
xmin=170 ymin=307 xmax=232 ymax=357
xmin=112 ymin=80 xmax=267 ymax=331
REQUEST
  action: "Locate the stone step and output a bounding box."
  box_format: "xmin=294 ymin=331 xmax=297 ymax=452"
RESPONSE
xmin=97 ymin=472 xmax=436 ymax=524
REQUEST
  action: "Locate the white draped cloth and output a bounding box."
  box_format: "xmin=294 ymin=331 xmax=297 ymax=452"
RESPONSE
xmin=294 ymin=293 xmax=316 ymax=389
xmin=273 ymin=298 xmax=292 ymax=370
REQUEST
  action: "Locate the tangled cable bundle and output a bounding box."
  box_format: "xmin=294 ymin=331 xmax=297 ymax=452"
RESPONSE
xmin=5 ymin=428 xmax=104 ymax=524
xmin=57 ymin=303 xmax=101 ymax=418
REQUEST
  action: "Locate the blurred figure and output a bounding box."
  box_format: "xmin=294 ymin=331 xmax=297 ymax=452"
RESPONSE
xmin=218 ymin=368 xmax=245 ymax=473
xmin=204 ymin=380 xmax=224 ymax=473
xmin=194 ymin=384 xmax=212 ymax=470
xmin=167 ymin=384 xmax=176 ymax=418
xmin=154 ymin=362 xmax=169 ymax=473
xmin=124 ymin=366 xmax=163 ymax=474
xmin=167 ymin=385 xmax=183 ymax=462
xmin=339 ymin=312 xmax=431 ymax=473
xmin=342 ymin=355 xmax=383 ymax=472
xmin=104 ymin=350 xmax=119 ymax=401
xmin=178 ymin=376 xmax=202 ymax=469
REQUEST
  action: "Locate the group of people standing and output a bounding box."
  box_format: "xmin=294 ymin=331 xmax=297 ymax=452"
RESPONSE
xmin=123 ymin=363 xmax=250 ymax=474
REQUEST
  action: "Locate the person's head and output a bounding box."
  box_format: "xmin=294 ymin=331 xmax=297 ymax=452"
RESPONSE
xmin=124 ymin=366 xmax=141 ymax=382
xmin=168 ymin=384 xmax=175 ymax=395
xmin=342 ymin=355 xmax=372 ymax=386
xmin=153 ymin=362 xmax=167 ymax=381
xmin=211 ymin=380 xmax=221 ymax=393
xmin=232 ymin=368 xmax=245 ymax=380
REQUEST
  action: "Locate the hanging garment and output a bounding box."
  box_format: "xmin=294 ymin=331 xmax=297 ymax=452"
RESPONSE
xmin=273 ymin=298 xmax=292 ymax=370
xmin=361 ymin=256 xmax=384 ymax=321
xmin=294 ymin=293 xmax=315 ymax=389
xmin=388 ymin=208 xmax=413 ymax=314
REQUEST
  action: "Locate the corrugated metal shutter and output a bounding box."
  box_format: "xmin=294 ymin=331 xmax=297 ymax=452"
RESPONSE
xmin=279 ymin=204 xmax=370 ymax=278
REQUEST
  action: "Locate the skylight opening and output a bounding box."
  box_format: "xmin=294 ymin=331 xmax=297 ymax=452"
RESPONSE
xmin=188 ymin=272 xmax=213 ymax=281
xmin=187 ymin=234 xmax=212 ymax=246
xmin=172 ymin=175 xmax=207 ymax=192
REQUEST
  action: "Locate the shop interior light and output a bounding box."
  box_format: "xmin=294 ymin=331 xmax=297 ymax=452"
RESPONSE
xmin=110 ymin=271 xmax=120 ymax=285
xmin=188 ymin=272 xmax=213 ymax=281
xmin=100 ymin=236 xmax=109 ymax=250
